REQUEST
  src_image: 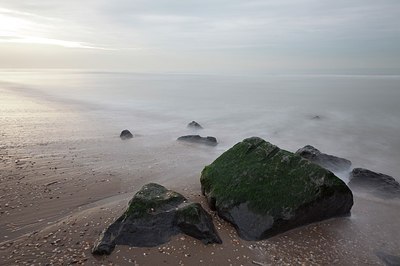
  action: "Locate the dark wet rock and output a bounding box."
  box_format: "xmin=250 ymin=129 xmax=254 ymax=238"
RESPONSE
xmin=187 ymin=121 xmax=203 ymax=129
xmin=120 ymin=129 xmax=133 ymax=140
xmin=92 ymin=183 xmax=221 ymax=255
xmin=349 ymin=168 xmax=400 ymax=198
xmin=296 ymin=145 xmax=351 ymax=172
xmin=177 ymin=135 xmax=217 ymax=146
xmin=376 ymin=251 xmax=400 ymax=266
xmin=201 ymin=137 xmax=353 ymax=240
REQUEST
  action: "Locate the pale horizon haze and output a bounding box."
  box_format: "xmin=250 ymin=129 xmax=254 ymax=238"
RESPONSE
xmin=1 ymin=0 xmax=400 ymax=74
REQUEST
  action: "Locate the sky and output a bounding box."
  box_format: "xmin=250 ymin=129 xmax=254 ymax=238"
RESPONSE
xmin=0 ymin=0 xmax=399 ymax=74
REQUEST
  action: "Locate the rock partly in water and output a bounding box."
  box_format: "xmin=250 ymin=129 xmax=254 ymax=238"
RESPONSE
xmin=177 ymin=135 xmax=217 ymax=146
xmin=296 ymin=145 xmax=351 ymax=172
xmin=120 ymin=129 xmax=133 ymax=140
xmin=201 ymin=137 xmax=353 ymax=240
xmin=349 ymin=168 xmax=400 ymax=198
xmin=187 ymin=121 xmax=203 ymax=129
xmin=92 ymin=183 xmax=221 ymax=255
xmin=376 ymin=251 xmax=400 ymax=266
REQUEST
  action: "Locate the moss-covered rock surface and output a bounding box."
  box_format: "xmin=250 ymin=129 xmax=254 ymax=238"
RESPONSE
xmin=92 ymin=183 xmax=221 ymax=255
xmin=201 ymin=137 xmax=353 ymax=240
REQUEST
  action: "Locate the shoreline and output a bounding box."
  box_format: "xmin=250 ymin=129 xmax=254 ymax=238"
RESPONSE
xmin=1 ymin=86 xmax=399 ymax=265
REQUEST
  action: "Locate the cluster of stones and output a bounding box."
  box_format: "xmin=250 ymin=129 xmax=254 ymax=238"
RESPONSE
xmin=100 ymin=126 xmax=398 ymax=256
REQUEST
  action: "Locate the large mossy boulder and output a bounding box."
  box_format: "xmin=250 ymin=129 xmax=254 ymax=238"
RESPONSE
xmin=92 ymin=183 xmax=221 ymax=255
xmin=200 ymin=137 xmax=353 ymax=240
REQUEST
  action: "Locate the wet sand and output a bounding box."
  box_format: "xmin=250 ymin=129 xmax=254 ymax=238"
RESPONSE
xmin=1 ymin=87 xmax=399 ymax=265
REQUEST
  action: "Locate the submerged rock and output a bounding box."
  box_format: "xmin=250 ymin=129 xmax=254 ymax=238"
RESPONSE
xmin=349 ymin=168 xmax=400 ymax=198
xmin=376 ymin=251 xmax=400 ymax=266
xmin=120 ymin=129 xmax=133 ymax=140
xmin=201 ymin=137 xmax=353 ymax=240
xmin=296 ymin=145 xmax=351 ymax=172
xmin=177 ymin=135 xmax=217 ymax=146
xmin=92 ymin=183 xmax=221 ymax=255
xmin=187 ymin=121 xmax=203 ymax=129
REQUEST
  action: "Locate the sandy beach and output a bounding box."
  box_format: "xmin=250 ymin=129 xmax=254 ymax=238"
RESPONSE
xmin=1 ymin=0 xmax=400 ymax=263
xmin=1 ymin=84 xmax=399 ymax=266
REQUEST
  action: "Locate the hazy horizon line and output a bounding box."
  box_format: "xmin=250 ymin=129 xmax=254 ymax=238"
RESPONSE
xmin=1 ymin=67 xmax=400 ymax=77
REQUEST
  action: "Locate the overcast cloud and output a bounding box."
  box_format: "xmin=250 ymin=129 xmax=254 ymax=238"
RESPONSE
xmin=0 ymin=0 xmax=399 ymax=73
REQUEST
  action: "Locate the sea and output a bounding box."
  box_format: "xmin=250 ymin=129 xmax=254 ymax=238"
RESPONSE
xmin=1 ymin=69 xmax=400 ymax=263
xmin=1 ymin=69 xmax=399 ymax=181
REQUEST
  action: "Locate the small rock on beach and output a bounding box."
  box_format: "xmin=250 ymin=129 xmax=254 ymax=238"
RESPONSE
xmin=177 ymin=135 xmax=217 ymax=146
xmin=296 ymin=145 xmax=351 ymax=172
xmin=120 ymin=129 xmax=133 ymax=140
xmin=187 ymin=121 xmax=203 ymax=129
xmin=349 ymin=168 xmax=400 ymax=198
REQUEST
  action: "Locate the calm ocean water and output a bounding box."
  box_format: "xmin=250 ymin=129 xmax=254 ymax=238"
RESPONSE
xmin=1 ymin=70 xmax=400 ymax=180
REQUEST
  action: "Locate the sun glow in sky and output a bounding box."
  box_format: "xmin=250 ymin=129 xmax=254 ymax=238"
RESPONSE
xmin=0 ymin=7 xmax=110 ymax=49
xmin=0 ymin=0 xmax=399 ymax=73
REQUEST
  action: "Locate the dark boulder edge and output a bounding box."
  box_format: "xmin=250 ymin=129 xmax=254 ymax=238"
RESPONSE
xmin=187 ymin=121 xmax=203 ymax=129
xmin=376 ymin=251 xmax=400 ymax=266
xmin=120 ymin=129 xmax=133 ymax=140
xmin=296 ymin=145 xmax=351 ymax=173
xmin=201 ymin=137 xmax=353 ymax=241
xmin=177 ymin=135 xmax=217 ymax=146
xmin=349 ymin=168 xmax=400 ymax=198
xmin=92 ymin=183 xmax=221 ymax=255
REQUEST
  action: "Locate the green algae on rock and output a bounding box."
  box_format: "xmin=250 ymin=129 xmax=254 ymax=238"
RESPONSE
xmin=92 ymin=183 xmax=221 ymax=255
xmin=200 ymin=137 xmax=353 ymax=240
